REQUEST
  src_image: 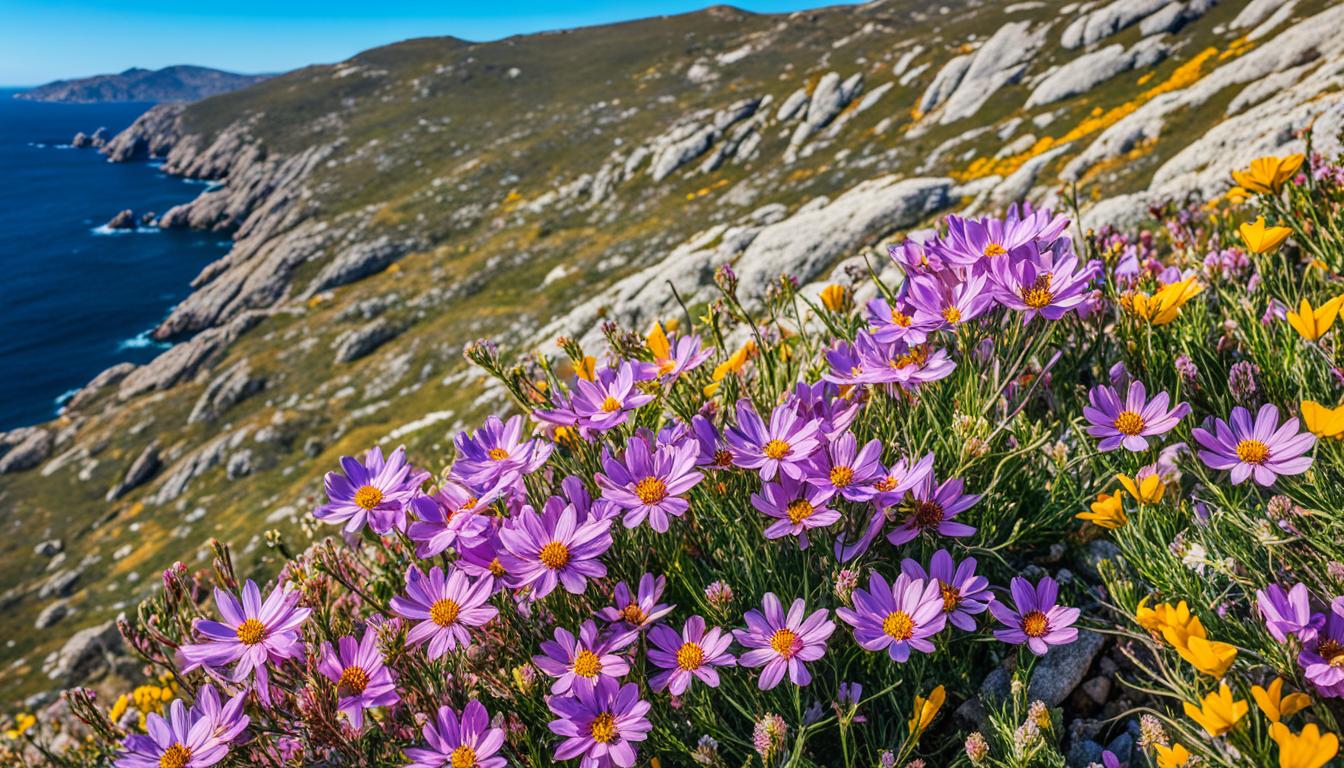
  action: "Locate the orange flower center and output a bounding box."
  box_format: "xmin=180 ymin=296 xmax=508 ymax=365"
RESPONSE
xmin=786 ymin=499 xmax=814 ymax=525
xmin=1236 ymin=439 xmax=1270 ymax=465
xmin=676 ymin=642 xmax=705 ymax=671
xmin=600 ymin=396 xmax=622 ymax=413
xmin=713 ymin=449 xmax=733 ymax=467
xmin=1318 ymin=639 xmax=1344 ymax=666
xmin=634 ymin=476 xmax=668 ymax=504
xmin=337 ymin=665 xmax=370 ymax=696
xmin=1020 ymin=274 xmax=1054 ymax=309
xmin=235 ymin=618 xmax=267 ymax=645
xmin=940 ymin=581 xmax=961 ymax=612
xmin=1022 ymin=610 xmax=1049 ymax=638
xmin=430 ymin=598 xmax=461 ymax=627
xmin=893 ymin=345 xmax=929 ymax=369
xmin=1113 ymin=411 xmax=1145 ymax=436
xmin=572 ymin=650 xmax=602 ymax=678
xmin=883 ymin=610 xmax=915 ymax=641
xmin=892 ymin=309 xmax=913 ymax=327
xmin=983 ymin=243 xmax=1008 ymax=258
xmin=589 ymin=711 xmax=618 ymax=744
xmin=769 ymin=628 xmax=800 ymax=658
xmin=942 ymin=306 xmax=962 ymax=324
xmin=488 ymin=558 xmax=506 ymax=577
xmin=159 ymin=744 xmax=192 ymax=768
xmin=487 ymin=448 xmax=509 ymax=461
xmin=620 ymin=602 xmax=647 ymax=625
xmin=538 ymin=541 xmax=570 ymax=569
xmin=762 ymin=439 xmax=791 ymax=460
xmin=874 ymin=476 xmax=897 ymax=492
xmin=912 ymin=500 xmax=944 ymax=528
xmin=450 ymin=745 xmax=478 ymax=768
xmin=829 ymin=465 xmax=854 ymax=488
xmin=353 ymin=485 xmax=383 ymax=511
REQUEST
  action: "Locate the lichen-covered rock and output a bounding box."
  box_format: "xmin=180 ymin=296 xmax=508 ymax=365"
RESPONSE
xmin=334 ymin=318 xmax=403 ymax=363
xmin=1026 ymin=37 xmax=1167 ymax=107
xmin=936 ymin=22 xmax=1047 ymax=124
xmin=307 ymin=236 xmax=416 ymax=295
xmin=0 ymin=428 xmax=52 ymax=474
xmin=1061 ymin=0 xmax=1169 ymax=49
xmin=106 ymin=441 xmax=161 ymax=501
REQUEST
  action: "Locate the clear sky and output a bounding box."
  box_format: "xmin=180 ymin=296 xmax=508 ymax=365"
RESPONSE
xmin=0 ymin=0 xmax=861 ymax=85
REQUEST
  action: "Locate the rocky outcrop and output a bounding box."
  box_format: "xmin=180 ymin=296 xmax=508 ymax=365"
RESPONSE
xmin=0 ymin=428 xmax=52 ymax=474
xmin=42 ymin=620 xmax=124 ymax=687
xmin=63 ymin=362 xmax=136 ymax=412
xmin=1061 ymin=0 xmax=1169 ymax=49
xmin=334 ymin=319 xmax=403 ymax=363
xmin=118 ymin=311 xmax=264 ymax=400
xmin=188 ymin=360 xmax=265 ymax=424
xmin=918 ymin=54 xmax=973 ymax=116
xmin=106 ymin=441 xmax=161 ymax=501
xmin=934 ymin=22 xmax=1048 ymax=125
xmin=1139 ymin=0 xmax=1213 ymax=36
xmin=70 ymin=129 xmax=107 ymax=148
xmin=104 ymin=210 xmax=135 ymax=230
xmin=1026 ymin=37 xmax=1168 ymax=107
xmin=787 ymin=72 xmax=863 ymax=158
xmin=101 ymin=104 xmax=185 ymax=162
xmin=1231 ymin=0 xmax=1292 ymax=29
xmin=150 ymin=428 xmax=249 ymax=504
xmin=306 ymin=236 xmax=416 ymax=295
xmin=35 ymin=600 xmax=69 ymax=629
xmin=646 ymin=97 xmax=762 ymax=182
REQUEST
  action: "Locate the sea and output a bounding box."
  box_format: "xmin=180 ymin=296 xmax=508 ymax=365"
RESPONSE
xmin=0 ymin=88 xmax=229 ymax=430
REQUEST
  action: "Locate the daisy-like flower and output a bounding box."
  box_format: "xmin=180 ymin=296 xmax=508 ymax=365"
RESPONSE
xmin=836 ymin=572 xmax=946 ymax=662
xmin=989 ymin=249 xmax=1096 ymax=323
xmin=734 ymin=593 xmax=836 ymax=689
xmin=548 ymin=677 xmax=652 ymax=768
xmin=906 ymin=271 xmax=995 ymax=329
xmin=853 ymin=333 xmax=957 ymax=387
xmin=314 ymin=446 xmax=427 ymax=535
xmin=647 ymin=325 xmax=712 ymax=380
xmin=533 ymin=620 xmax=637 ymax=695
xmin=886 ymin=471 xmax=979 ymax=546
xmin=787 ymin=380 xmax=860 ymax=441
xmin=178 ymin=580 xmax=311 ymax=705
xmin=499 ymin=503 xmax=613 ymax=599
xmin=690 ymin=415 xmax=735 ymax=469
xmin=900 ymin=549 xmax=992 ymax=631
xmin=647 ymin=616 xmax=736 ymax=694
xmin=452 ymin=414 xmax=553 ymax=491
xmin=751 ymin=473 xmax=840 ymax=549
xmin=595 ymin=573 xmax=674 ymax=631
xmin=1193 ymin=404 xmax=1316 ymax=486
xmin=316 ymin=626 xmax=398 ymax=730
xmin=1257 ymin=582 xmax=1322 ymax=643
xmin=937 ymin=210 xmax=1069 ymax=271
xmin=389 ymin=565 xmax=497 ymax=659
xmin=595 ymin=436 xmax=702 ymax=533
xmin=571 ymin=362 xmax=656 ymax=431
xmin=404 ymin=700 xmax=507 ymax=768
xmin=1299 ymin=599 xmax=1344 ymax=697
xmin=864 ymin=297 xmax=933 ymax=346
xmin=990 ymin=576 xmax=1079 ymax=656
xmin=726 ymin=398 xmax=822 ymax=481
xmin=405 ymin=482 xmax=491 ymax=559
xmin=804 ymin=432 xmax=884 ymax=502
xmin=822 ymin=339 xmax=869 ymax=387
xmin=1084 ymin=380 xmax=1190 ymax=452
xmin=115 ymin=685 xmax=248 ymax=768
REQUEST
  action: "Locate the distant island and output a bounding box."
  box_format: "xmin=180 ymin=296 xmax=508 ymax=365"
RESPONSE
xmin=14 ymin=65 xmax=269 ymax=103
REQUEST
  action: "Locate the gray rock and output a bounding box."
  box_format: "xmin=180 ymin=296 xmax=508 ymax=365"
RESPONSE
xmin=1231 ymin=0 xmax=1291 ymax=29
xmin=150 ymin=428 xmax=248 ymax=504
xmin=1026 ymin=38 xmax=1168 ymax=108
xmin=107 ymin=440 xmax=161 ymax=501
xmin=105 ymin=209 xmax=136 ymax=230
xmin=936 ymin=21 xmax=1047 ymax=124
xmin=1079 ymin=539 xmax=1121 ymax=581
xmin=226 ymin=449 xmax=254 ymax=479
xmin=918 ymin=54 xmax=972 ymax=115
xmin=102 ymin=103 xmax=185 ymax=162
xmin=63 ymin=362 xmax=136 ymax=412
xmin=118 ymin=311 xmax=264 ymax=400
xmin=38 ymin=568 xmax=81 ymax=599
xmin=1067 ymin=739 xmax=1105 ymax=768
xmin=1082 ymin=676 xmax=1112 ymax=705
xmin=1028 ymin=630 xmax=1106 ymax=707
xmin=775 ymin=88 xmax=809 ymax=121
xmin=306 ymin=236 xmax=415 ymax=295
xmin=71 ymin=131 xmax=92 ymax=148
xmin=1061 ymin=0 xmax=1169 ymax=49
xmin=33 ymin=539 xmax=63 ymax=558
xmin=303 ymin=436 xmax=324 ymax=458
xmin=0 ymin=428 xmax=52 ymax=473
xmin=1107 ymin=733 xmax=1135 ymax=764
xmin=333 ymin=318 xmax=403 ymax=363
xmin=35 ymin=600 xmax=70 ymax=629
xmin=188 ymin=359 xmax=265 ymax=423
xmin=44 ymin=620 xmax=123 ymax=686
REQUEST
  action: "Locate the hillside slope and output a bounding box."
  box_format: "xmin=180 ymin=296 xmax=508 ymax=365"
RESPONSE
xmin=2 ymin=0 xmax=1342 ymax=706
xmin=15 ymin=65 xmax=269 ymax=103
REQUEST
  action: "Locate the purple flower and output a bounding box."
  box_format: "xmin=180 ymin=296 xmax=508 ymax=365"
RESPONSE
xmin=726 ymin=398 xmax=822 ymax=481
xmin=900 ymin=549 xmax=992 ymax=631
xmin=852 ymin=332 xmax=957 ymax=387
xmin=596 ymin=437 xmax=702 ymax=533
xmin=836 ymin=572 xmax=946 ymax=662
xmin=1300 ymin=599 xmax=1344 ymax=697
xmin=864 ymin=297 xmax=933 ymax=346
xmin=1193 ymin=404 xmax=1316 ymax=486
xmin=314 ymin=446 xmax=427 ymax=535
xmin=734 ymin=593 xmax=836 ymax=689
xmin=937 ymin=211 xmax=1066 ymax=271
xmin=499 ymin=503 xmax=613 ymax=599
xmin=406 ymin=483 xmax=491 ymax=559
xmin=178 ymin=580 xmax=311 ymax=705
xmin=404 ymin=700 xmax=507 ymax=768
xmin=990 ymin=576 xmax=1079 ymax=656
xmin=651 ymin=331 xmax=712 ymax=380
xmin=571 ymin=363 xmax=655 ymax=431
xmin=548 ymin=677 xmax=652 ymax=768
xmin=907 ymin=271 xmax=994 ymax=329
xmin=389 ymin=565 xmax=497 ymax=659
xmin=316 ymin=626 xmax=398 ymax=730
xmin=989 ymin=249 xmax=1096 ymax=322
xmin=832 ymin=453 xmax=937 ymax=562
xmin=1257 ymin=582 xmax=1322 ymax=643
xmin=452 ymin=414 xmax=553 ymax=492
xmin=115 ymin=685 xmax=248 ymax=768
xmin=886 ymin=471 xmax=979 ymax=546
xmin=534 ymin=620 xmax=636 ymax=695
xmin=690 ymin=415 xmax=735 ymax=469
xmin=647 ymin=616 xmax=736 ymax=694
xmin=787 ymin=381 xmax=860 ymax=441
xmin=1102 ymin=750 xmax=1122 ymax=768
xmin=595 ymin=574 xmax=674 ymax=630
xmin=804 ymin=432 xmax=884 ymax=502
xmin=1083 ymin=380 xmax=1190 ymax=452
xmin=750 ymin=474 xmax=840 ymax=549
xmin=822 ymin=339 xmax=869 ymax=387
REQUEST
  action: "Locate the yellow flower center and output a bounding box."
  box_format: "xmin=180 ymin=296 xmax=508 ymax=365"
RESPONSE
xmin=883 ymin=610 xmax=915 ymax=641
xmin=572 ymin=650 xmax=602 ymax=678
xmin=488 ymin=558 xmax=506 ymax=577
xmin=676 ymin=642 xmax=705 ymax=671
xmin=539 ymin=541 xmax=570 ymax=569
xmin=487 ymin=448 xmax=509 ymax=461
xmin=769 ymin=628 xmax=800 ymax=658
xmin=892 ymin=309 xmax=912 ymax=327
xmin=337 ymin=665 xmax=369 ymax=696
xmin=1318 ymin=639 xmax=1344 ymax=666
xmin=942 ymin=306 xmax=962 ymax=324
xmin=713 ymin=449 xmax=733 ymax=467
xmin=235 ymin=618 xmax=267 ymax=645
xmin=589 ymin=712 xmax=618 ymax=744
xmin=1022 ymin=610 xmax=1049 ymax=638
xmin=1113 ymin=411 xmax=1145 ymax=436
xmin=353 ymin=485 xmax=383 ymax=511
xmin=892 ymin=345 xmax=930 ymax=369
xmin=940 ymin=581 xmax=961 ymax=612
xmin=621 ymin=603 xmax=647 ymax=624
xmin=634 ymin=476 xmax=668 ymax=504
xmin=762 ymin=439 xmax=791 ymax=460
xmin=1020 ymin=274 xmax=1054 ymax=309
xmin=1235 ymin=439 xmax=1270 ymax=465
xmin=912 ymin=500 xmax=944 ymax=528
xmin=983 ymin=243 xmax=1008 ymax=258
xmin=159 ymin=743 xmax=192 ymax=768
xmin=786 ymin=499 xmax=814 ymax=525
xmin=601 ymin=396 xmax=622 ymax=413
xmin=430 ymin=598 xmax=461 ymax=627
xmin=874 ymin=476 xmax=897 ymax=492
xmin=829 ymin=465 xmax=854 ymax=488
xmin=450 ymin=745 xmax=478 ymax=768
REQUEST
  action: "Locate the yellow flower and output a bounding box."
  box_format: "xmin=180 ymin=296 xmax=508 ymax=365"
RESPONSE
xmin=1240 ymin=216 xmax=1294 ymax=254
xmin=1154 ymin=742 xmax=1192 ymax=768
xmin=1302 ymin=401 xmax=1344 ymax=439
xmin=1077 ymin=490 xmax=1127 ymax=529
xmin=3 ymin=713 xmax=35 ymax=740
xmin=1176 ymin=634 xmax=1239 ymax=678
xmin=1130 ymin=277 xmax=1204 ymax=325
xmin=108 ymin=694 xmax=130 ymax=724
xmin=1231 ymin=154 xmax=1305 ymax=195
xmin=1272 ymin=722 xmax=1339 ymax=768
xmin=711 ymin=341 xmax=756 ymax=382
xmin=1183 ymin=683 xmax=1248 ymax=736
xmin=1118 ymin=472 xmax=1165 ymax=504
xmin=908 ymin=685 xmax=945 ymax=735
xmin=1152 ymin=601 xmax=1207 ymax=651
xmin=819 ymin=283 xmax=850 ymax=312
xmin=1253 ymin=678 xmax=1312 ymax=723
xmin=647 ymin=323 xmax=671 ymax=359
xmin=1135 ymin=597 xmax=1165 ymax=633
xmin=1225 ymin=185 xmax=1251 ymax=205
xmin=575 ymin=355 xmax=597 ymax=382
xmin=1286 ymin=295 xmax=1344 ymax=342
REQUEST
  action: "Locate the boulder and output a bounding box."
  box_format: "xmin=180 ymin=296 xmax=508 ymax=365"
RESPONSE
xmin=334 ymin=318 xmax=403 ymax=363
xmin=918 ymin=54 xmax=972 ymax=115
xmin=71 ymin=131 xmax=92 ymax=148
xmin=306 ymin=236 xmax=416 ymax=295
xmin=1028 ymin=630 xmax=1106 ymax=707
xmin=43 ymin=620 xmax=123 ymax=686
xmin=38 ymin=568 xmax=82 ymax=600
xmin=188 ymin=359 xmax=265 ymax=424
xmin=106 ymin=441 xmax=161 ymax=501
xmin=63 ymin=362 xmax=136 ymax=412
xmin=104 ymin=209 xmax=136 ymax=230
xmin=936 ymin=21 xmax=1048 ymax=124
xmin=1061 ymin=0 xmax=1169 ymax=49
xmin=0 ymin=428 xmax=52 ymax=473
xmin=35 ymin=600 xmax=70 ymax=629
xmin=33 ymin=539 xmax=63 ymax=558
xmin=1026 ymin=38 xmax=1168 ymax=108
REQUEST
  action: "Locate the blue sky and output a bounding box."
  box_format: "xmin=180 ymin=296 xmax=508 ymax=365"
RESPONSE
xmin=1 ymin=0 xmax=860 ymax=85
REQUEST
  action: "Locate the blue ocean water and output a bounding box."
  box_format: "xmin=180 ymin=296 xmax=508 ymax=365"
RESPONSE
xmin=0 ymin=88 xmax=228 ymax=430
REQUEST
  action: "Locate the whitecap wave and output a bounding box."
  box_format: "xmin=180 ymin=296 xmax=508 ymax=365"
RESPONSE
xmin=54 ymin=388 xmax=80 ymax=407
xmin=91 ymin=225 xmax=161 ymax=236
xmin=118 ymin=329 xmax=169 ymax=351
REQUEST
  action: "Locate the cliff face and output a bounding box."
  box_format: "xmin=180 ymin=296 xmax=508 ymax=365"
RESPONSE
xmin=3 ymin=0 xmax=1344 ymax=705
xmin=15 ymin=66 xmax=269 ymax=104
